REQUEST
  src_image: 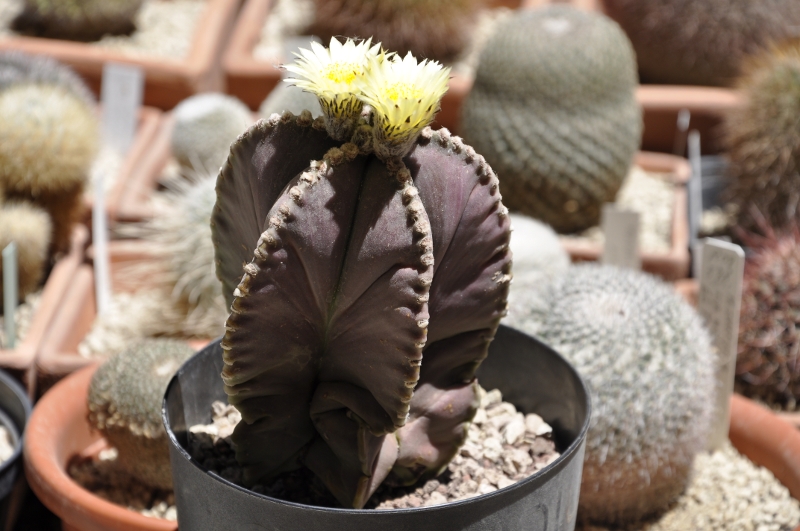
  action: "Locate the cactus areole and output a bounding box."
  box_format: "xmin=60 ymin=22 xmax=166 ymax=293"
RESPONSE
xmin=211 ymin=38 xmax=512 ymax=509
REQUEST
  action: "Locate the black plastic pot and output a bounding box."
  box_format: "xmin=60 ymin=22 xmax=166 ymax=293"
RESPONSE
xmin=0 ymin=369 xmax=31 ymax=531
xmin=163 ymin=325 xmax=591 ymax=531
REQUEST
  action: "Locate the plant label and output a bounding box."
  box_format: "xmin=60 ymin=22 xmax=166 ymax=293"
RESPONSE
xmin=697 ymin=238 xmax=744 ymax=451
xmin=688 ymin=130 xmax=703 ymax=276
xmin=600 ymin=204 xmax=641 ymax=270
xmin=2 ymin=242 xmax=17 ymax=349
xmin=101 ymin=63 xmax=143 ymax=154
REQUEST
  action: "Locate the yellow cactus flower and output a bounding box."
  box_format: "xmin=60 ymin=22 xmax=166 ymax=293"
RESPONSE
xmin=283 ymin=37 xmax=382 ymax=140
xmin=357 ymin=52 xmax=451 ymax=159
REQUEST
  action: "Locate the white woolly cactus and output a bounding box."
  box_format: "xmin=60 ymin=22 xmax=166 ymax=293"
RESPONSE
xmin=510 ymin=263 xmax=715 ymax=525
xmin=258 ymin=82 xmax=322 ymax=120
xmin=171 ymin=93 xmax=253 ymax=174
xmin=0 ymin=201 xmax=52 ymax=302
xmin=0 ymin=50 xmax=95 ymax=104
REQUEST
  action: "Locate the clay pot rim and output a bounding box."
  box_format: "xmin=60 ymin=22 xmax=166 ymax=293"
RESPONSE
xmin=24 ymin=364 xmax=177 ymax=531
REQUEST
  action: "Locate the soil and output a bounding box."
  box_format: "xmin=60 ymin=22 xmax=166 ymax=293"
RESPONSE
xmin=560 ymin=166 xmax=674 ymax=253
xmin=68 ymin=447 xmax=177 ymax=521
xmin=578 ymin=441 xmax=800 ymax=531
xmin=0 ymin=290 xmax=40 ymax=350
xmin=0 ymin=0 xmax=205 ymax=59
xmin=188 ymin=386 xmax=561 ymax=509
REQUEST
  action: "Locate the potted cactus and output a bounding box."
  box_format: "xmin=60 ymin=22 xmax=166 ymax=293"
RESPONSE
xmin=163 ymin=38 xmax=591 ymax=528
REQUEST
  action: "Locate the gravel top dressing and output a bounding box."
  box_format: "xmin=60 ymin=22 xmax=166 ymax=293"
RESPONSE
xmin=0 ymin=0 xmax=205 ymax=59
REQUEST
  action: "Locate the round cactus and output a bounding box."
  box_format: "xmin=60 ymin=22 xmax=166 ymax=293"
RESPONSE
xmin=510 ymin=263 xmax=715 ymax=525
xmin=735 ymin=223 xmax=800 ymax=409
xmin=0 ymin=83 xmax=97 ymax=254
xmin=13 ymin=0 xmax=144 ymax=41
xmin=309 ymin=0 xmax=482 ymax=64
xmin=724 ymin=40 xmax=800 ymax=230
xmin=461 ymin=6 xmax=642 ymax=234
xmin=0 ymin=50 xmax=95 ymax=104
xmin=602 ymin=0 xmax=800 ymax=86
xmin=87 ymin=338 xmax=195 ymax=490
xmin=0 ymin=201 xmax=52 ymax=303
xmin=259 ymin=82 xmax=322 ymax=120
xmin=171 ymin=93 xmax=253 ymax=174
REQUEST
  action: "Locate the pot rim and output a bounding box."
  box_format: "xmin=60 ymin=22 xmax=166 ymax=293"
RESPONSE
xmin=0 ymin=368 xmax=31 ymax=477
xmin=162 ymin=328 xmax=592 ymax=515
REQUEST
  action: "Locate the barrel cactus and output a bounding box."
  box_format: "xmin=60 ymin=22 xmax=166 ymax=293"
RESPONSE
xmin=0 ymin=201 xmax=52 ymax=303
xmin=13 ymin=0 xmax=144 ymax=41
xmin=171 ymin=93 xmax=253 ymax=175
xmin=602 ymin=0 xmax=800 ymax=86
xmin=511 ymin=263 xmax=715 ymax=524
xmin=213 ymin=38 xmax=511 ymax=508
xmin=309 ymin=0 xmax=482 ymax=64
xmin=0 ymin=83 xmax=97 ymax=254
xmin=461 ymin=6 xmax=642 ymax=234
xmin=724 ymin=40 xmax=800 ymax=230
xmin=87 ymin=339 xmax=195 ymax=490
xmin=0 ymin=51 xmax=95 ymax=104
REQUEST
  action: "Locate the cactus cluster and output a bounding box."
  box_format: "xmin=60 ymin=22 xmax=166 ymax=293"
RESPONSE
xmin=171 ymin=93 xmax=253 ymax=175
xmin=602 ymin=0 xmax=800 ymax=86
xmin=13 ymin=0 xmax=144 ymax=41
xmin=735 ymin=221 xmax=800 ymax=409
xmin=510 ymin=263 xmax=715 ymax=525
xmin=723 ymin=40 xmax=800 ymax=230
xmin=213 ymin=38 xmax=510 ymax=508
xmin=88 ymin=338 xmax=195 ymax=489
xmin=461 ymin=6 xmax=642 ymax=234
xmin=309 ymin=0 xmax=482 ymax=64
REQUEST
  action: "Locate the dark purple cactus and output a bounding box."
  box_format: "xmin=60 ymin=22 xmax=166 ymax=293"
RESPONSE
xmin=212 ymin=109 xmax=510 ymax=508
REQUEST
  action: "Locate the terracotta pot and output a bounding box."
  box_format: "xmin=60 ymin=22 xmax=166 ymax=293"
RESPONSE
xmin=559 ymin=151 xmax=691 ymax=281
xmin=24 ymin=364 xmax=177 ymax=531
xmin=0 ymin=0 xmax=243 ymax=110
xmin=35 ymin=240 xmax=210 ymax=395
xmin=0 ymin=226 xmax=88 ymax=397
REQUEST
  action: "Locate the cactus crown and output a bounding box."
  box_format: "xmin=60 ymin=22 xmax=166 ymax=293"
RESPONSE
xmin=724 ymin=39 xmax=800 ymax=230
xmin=461 ymin=6 xmax=642 ymax=234
xmin=213 ymin=38 xmax=510 ymax=508
xmin=13 ymin=0 xmax=144 ymax=41
xmin=510 ymin=263 xmax=715 ymax=524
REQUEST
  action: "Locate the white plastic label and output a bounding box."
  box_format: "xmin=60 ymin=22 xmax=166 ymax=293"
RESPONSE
xmin=101 ymin=63 xmax=144 ymax=154
xmin=600 ymin=203 xmax=641 ymax=270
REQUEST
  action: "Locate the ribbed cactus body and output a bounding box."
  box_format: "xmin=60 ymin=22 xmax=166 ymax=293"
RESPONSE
xmin=14 ymin=0 xmax=144 ymax=41
xmin=510 ymin=263 xmax=715 ymax=524
xmin=461 ymin=6 xmax=641 ymax=234
xmin=171 ymin=93 xmax=253 ymax=174
xmin=309 ymin=0 xmax=482 ymax=63
xmin=602 ymin=0 xmax=800 ymax=86
xmin=0 ymin=202 xmax=52 ymax=303
xmin=724 ymin=41 xmax=800 ymax=230
xmin=88 ymin=339 xmax=195 ymax=490
xmin=0 ymin=84 xmax=97 ymax=254
xmin=213 ymin=112 xmax=510 ymax=508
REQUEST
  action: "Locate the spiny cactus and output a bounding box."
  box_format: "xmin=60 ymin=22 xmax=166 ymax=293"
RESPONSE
xmin=12 ymin=0 xmax=144 ymax=41
xmin=734 ymin=219 xmax=800 ymax=409
xmin=171 ymin=93 xmax=253 ymax=175
xmin=724 ymin=40 xmax=800 ymax=230
xmin=510 ymin=263 xmax=715 ymax=525
xmin=259 ymin=82 xmax=322 ymax=120
xmin=461 ymin=6 xmax=642 ymax=234
xmin=0 ymin=83 xmax=97 ymax=254
xmin=0 ymin=51 xmax=94 ymax=104
xmin=87 ymin=338 xmax=195 ymax=490
xmin=0 ymin=201 xmax=52 ymax=304
xmin=602 ymin=0 xmax=800 ymax=86
xmin=213 ymin=38 xmax=510 ymax=508
xmin=309 ymin=0 xmax=482 ymax=64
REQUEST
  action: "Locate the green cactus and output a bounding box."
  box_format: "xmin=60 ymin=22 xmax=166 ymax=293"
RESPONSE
xmin=0 ymin=201 xmax=52 ymax=305
xmin=171 ymin=93 xmax=253 ymax=175
xmin=509 ymin=263 xmax=715 ymax=525
xmin=602 ymin=0 xmax=800 ymax=87
xmin=723 ymin=40 xmax=800 ymax=230
xmin=0 ymin=51 xmax=95 ymax=104
xmin=87 ymin=338 xmax=195 ymax=490
xmin=308 ymin=0 xmax=482 ymax=64
xmin=461 ymin=6 xmax=642 ymax=234
xmin=213 ymin=38 xmax=510 ymax=508
xmin=0 ymin=83 xmax=97 ymax=255
xmin=259 ymin=82 xmax=322 ymax=120
xmin=12 ymin=0 xmax=144 ymax=41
